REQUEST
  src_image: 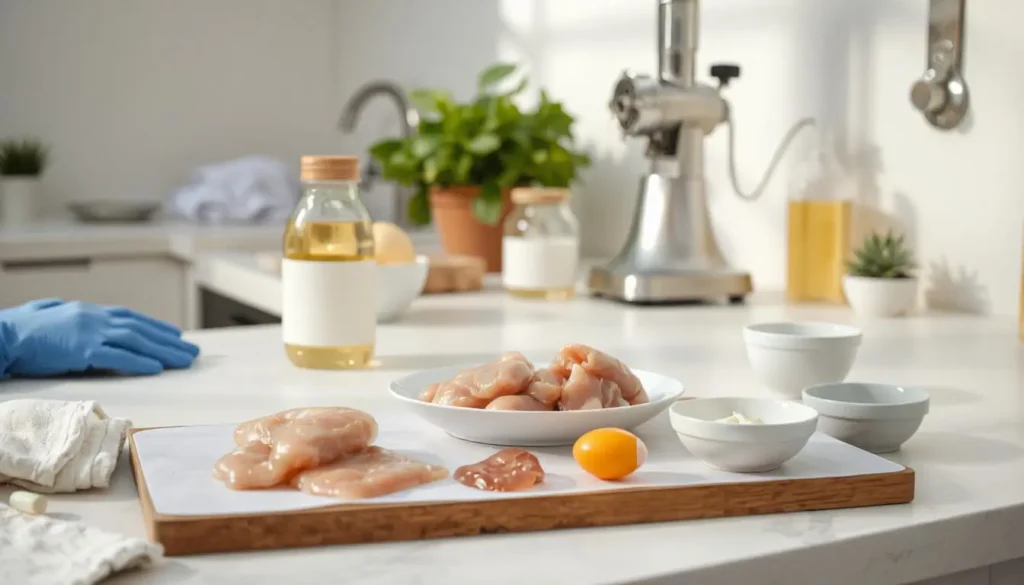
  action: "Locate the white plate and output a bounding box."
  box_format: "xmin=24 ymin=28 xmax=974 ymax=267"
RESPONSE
xmin=389 ymin=365 xmax=685 ymax=446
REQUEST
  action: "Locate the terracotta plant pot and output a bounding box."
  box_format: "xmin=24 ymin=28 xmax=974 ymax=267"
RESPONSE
xmin=429 ymin=186 xmax=512 ymax=273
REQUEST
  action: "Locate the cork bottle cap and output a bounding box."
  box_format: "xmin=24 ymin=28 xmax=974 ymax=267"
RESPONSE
xmin=511 ymin=187 xmax=570 ymax=205
xmin=300 ymin=156 xmax=360 ymax=182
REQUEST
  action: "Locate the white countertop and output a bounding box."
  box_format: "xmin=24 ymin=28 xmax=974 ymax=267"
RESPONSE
xmin=0 ymin=220 xmax=282 ymax=262
xmin=1 ymin=292 xmax=1022 ymax=585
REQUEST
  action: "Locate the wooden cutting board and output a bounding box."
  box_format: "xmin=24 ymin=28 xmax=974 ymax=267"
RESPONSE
xmin=128 ymin=422 xmax=915 ymax=557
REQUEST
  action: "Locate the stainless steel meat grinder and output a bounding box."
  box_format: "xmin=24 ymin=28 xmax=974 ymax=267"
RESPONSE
xmin=588 ymin=0 xmax=813 ymax=305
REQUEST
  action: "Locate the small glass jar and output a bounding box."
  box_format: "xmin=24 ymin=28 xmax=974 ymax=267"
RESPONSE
xmin=282 ymin=155 xmax=376 ymax=369
xmin=502 ymin=187 xmax=580 ymax=300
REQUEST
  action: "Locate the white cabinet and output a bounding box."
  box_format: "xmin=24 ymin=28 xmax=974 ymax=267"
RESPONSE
xmin=0 ymin=256 xmax=188 ymax=328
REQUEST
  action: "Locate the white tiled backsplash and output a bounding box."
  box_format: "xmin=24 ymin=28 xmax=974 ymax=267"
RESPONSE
xmin=1 ymin=0 xmax=1021 ymax=316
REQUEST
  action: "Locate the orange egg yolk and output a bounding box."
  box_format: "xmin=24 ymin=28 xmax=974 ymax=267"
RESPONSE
xmin=572 ymin=428 xmax=647 ymax=480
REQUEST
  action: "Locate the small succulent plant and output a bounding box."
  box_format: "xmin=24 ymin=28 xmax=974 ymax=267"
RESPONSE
xmin=846 ymin=229 xmax=916 ymax=279
xmin=0 ymin=138 xmax=50 ymax=177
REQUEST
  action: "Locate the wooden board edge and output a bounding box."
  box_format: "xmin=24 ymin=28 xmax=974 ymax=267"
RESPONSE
xmin=128 ymin=424 xmax=915 ymax=556
xmin=127 ymin=430 xmax=160 ymax=545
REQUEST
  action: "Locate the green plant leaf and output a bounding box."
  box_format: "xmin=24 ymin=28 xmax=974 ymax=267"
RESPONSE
xmin=410 ymin=135 xmax=443 ymax=159
xmin=366 ymin=61 xmax=591 ymax=226
xmin=466 ymin=134 xmax=500 ymax=155
xmin=505 ymin=77 xmax=528 ymax=97
xmin=0 ymin=137 xmax=50 ymax=177
xmin=408 ymin=188 xmax=431 ymax=226
xmin=472 ymin=182 xmax=504 ymax=225
xmin=408 ymin=89 xmax=452 ymax=115
xmin=477 ymin=63 xmax=518 ymax=92
xmin=369 ymin=139 xmax=403 ymax=162
xmin=423 ymin=156 xmax=439 ymax=183
xmin=455 ymin=153 xmax=473 ymax=183
xmin=847 ymin=229 xmax=916 ymax=278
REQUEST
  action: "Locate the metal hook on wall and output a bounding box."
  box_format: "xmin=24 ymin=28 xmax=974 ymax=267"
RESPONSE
xmin=909 ymin=0 xmax=970 ymax=130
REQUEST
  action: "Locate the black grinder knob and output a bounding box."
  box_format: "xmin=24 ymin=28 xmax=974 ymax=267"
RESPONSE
xmin=709 ymin=64 xmax=741 ymax=88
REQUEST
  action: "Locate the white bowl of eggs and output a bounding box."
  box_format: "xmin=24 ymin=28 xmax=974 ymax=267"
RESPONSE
xmin=373 ymin=222 xmax=428 ymax=323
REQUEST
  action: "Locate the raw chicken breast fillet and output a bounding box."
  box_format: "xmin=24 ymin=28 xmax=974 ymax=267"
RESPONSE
xmin=214 ymin=407 xmax=378 ymax=489
xmin=294 ymin=446 xmax=448 ymax=499
xmin=454 ymin=448 xmax=545 ymax=492
xmin=552 ymin=344 xmax=649 ymax=405
xmin=430 ymin=352 xmax=534 ymax=407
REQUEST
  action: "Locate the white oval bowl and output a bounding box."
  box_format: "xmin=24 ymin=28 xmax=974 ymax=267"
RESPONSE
xmin=389 ymin=365 xmax=685 ymax=447
xmin=802 ymin=382 xmax=929 ymax=453
xmin=669 ymin=397 xmax=818 ymax=473
xmin=376 ymin=255 xmax=428 ymax=323
xmin=743 ymin=321 xmax=862 ymax=400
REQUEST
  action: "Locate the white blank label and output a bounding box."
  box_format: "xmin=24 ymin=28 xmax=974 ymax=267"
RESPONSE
xmin=502 ymin=237 xmax=579 ymax=289
xmin=281 ymin=259 xmax=375 ymax=347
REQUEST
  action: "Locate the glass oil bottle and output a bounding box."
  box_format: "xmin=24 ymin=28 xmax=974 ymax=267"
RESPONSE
xmin=786 ymin=144 xmax=853 ymax=304
xmin=502 ymin=187 xmax=580 ymax=300
xmin=282 ymin=155 xmax=376 ymax=369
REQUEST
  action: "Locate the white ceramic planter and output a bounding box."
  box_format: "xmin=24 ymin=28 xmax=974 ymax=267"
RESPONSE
xmin=842 ymin=275 xmax=918 ymax=317
xmin=0 ymin=177 xmax=40 ymax=226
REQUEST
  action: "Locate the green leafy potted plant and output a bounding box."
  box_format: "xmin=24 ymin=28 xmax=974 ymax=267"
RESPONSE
xmin=369 ymin=63 xmax=590 ymax=272
xmin=843 ymin=230 xmax=918 ymax=317
xmin=0 ymin=137 xmax=50 ymax=226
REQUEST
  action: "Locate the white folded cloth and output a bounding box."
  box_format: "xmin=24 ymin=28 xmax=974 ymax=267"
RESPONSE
xmin=0 ymin=503 xmax=163 ymax=585
xmin=0 ymin=399 xmax=130 ymax=493
xmin=165 ymin=155 xmax=300 ymax=224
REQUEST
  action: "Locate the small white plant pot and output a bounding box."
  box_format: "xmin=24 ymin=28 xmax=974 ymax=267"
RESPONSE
xmin=0 ymin=177 xmax=40 ymax=226
xmin=842 ymin=275 xmax=918 ymax=318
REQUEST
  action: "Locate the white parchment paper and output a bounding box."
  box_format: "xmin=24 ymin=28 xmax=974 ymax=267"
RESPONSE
xmin=132 ymin=413 xmax=905 ymax=517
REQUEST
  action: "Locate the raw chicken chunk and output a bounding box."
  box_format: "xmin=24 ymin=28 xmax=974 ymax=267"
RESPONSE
xmin=431 ymin=381 xmax=491 ymax=408
xmin=600 ymin=380 xmax=629 ymax=408
xmin=552 ymin=344 xmax=649 ymax=405
xmin=454 ymin=448 xmax=545 ymax=492
xmin=559 ymin=364 xmax=604 ymax=411
xmin=524 ymin=368 xmax=563 ymax=408
xmin=293 ymin=446 xmax=448 ymax=499
xmin=214 ymin=407 xmax=378 ymax=489
xmin=430 ymin=352 xmax=534 ymax=407
xmin=418 ymin=383 xmax=440 ymax=402
xmin=485 ymin=395 xmax=548 ymax=411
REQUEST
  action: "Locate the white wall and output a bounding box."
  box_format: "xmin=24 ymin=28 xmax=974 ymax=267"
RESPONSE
xmin=0 ymin=0 xmax=344 ymax=214
xmin=2 ymin=0 xmax=1021 ymax=317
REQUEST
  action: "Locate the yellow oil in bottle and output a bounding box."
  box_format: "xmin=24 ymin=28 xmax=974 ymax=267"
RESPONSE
xmin=283 ymin=219 xmax=375 ymax=369
xmin=506 ymin=286 xmax=576 ymax=301
xmin=786 ymin=199 xmax=852 ymax=303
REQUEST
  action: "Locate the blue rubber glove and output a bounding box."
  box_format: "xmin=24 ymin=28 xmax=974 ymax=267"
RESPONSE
xmin=0 ymin=298 xmax=201 ymax=378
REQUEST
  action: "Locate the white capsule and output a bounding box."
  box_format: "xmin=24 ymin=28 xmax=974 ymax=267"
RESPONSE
xmin=9 ymin=490 xmax=47 ymax=515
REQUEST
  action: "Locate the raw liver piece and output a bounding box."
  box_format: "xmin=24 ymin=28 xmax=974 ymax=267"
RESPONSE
xmin=454 ymin=448 xmax=545 ymax=492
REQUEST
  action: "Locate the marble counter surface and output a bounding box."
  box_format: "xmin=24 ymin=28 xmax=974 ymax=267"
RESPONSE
xmin=0 ymin=220 xmax=282 ymax=262
xmin=1 ymin=292 xmax=1023 ymax=585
